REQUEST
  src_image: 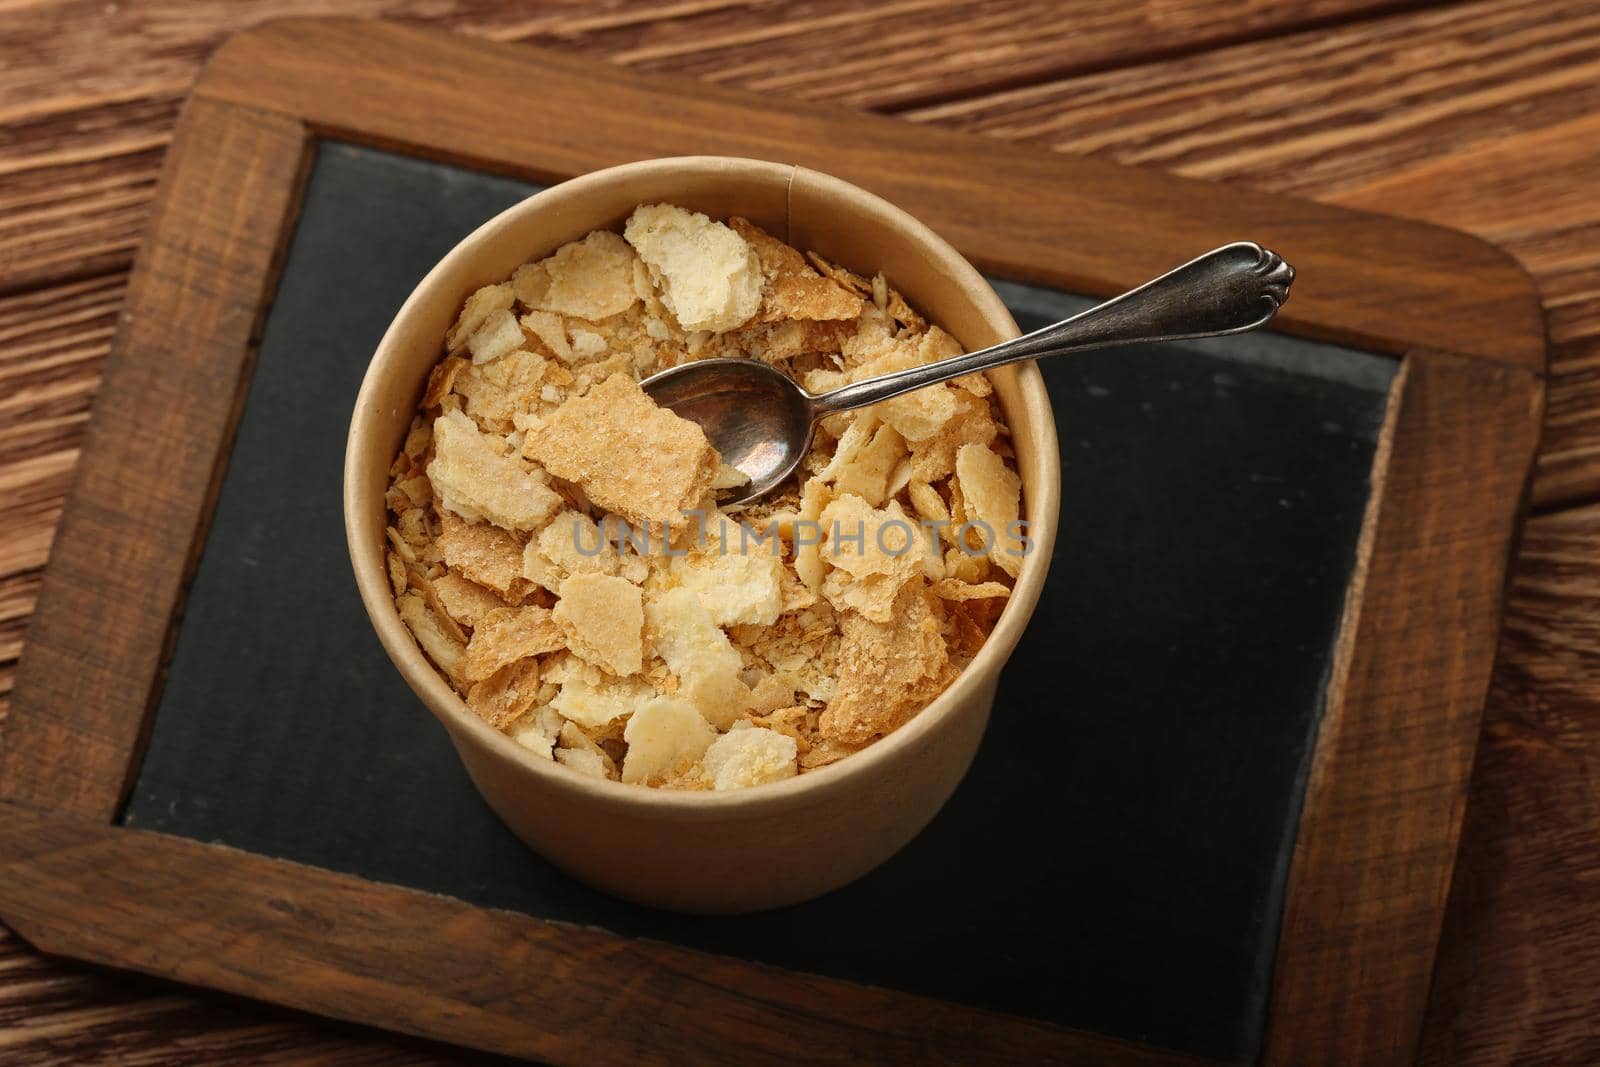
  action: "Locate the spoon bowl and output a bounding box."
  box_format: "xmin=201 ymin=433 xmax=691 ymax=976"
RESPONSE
xmin=641 ymin=358 xmax=817 ymax=504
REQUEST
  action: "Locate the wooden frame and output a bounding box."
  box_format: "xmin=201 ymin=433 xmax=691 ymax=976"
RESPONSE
xmin=0 ymin=18 xmax=1545 ymax=1066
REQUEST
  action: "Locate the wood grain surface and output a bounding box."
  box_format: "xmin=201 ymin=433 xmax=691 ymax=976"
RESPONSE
xmin=0 ymin=2 xmax=1596 ymax=1064
xmin=1419 ymin=499 xmax=1600 ymax=1065
xmin=0 ymin=802 xmax=1226 ymax=1067
xmin=190 ymin=17 xmax=1543 ymax=371
xmin=1266 ymin=352 xmax=1542 ymax=1064
xmin=0 ymin=98 xmax=311 ymax=821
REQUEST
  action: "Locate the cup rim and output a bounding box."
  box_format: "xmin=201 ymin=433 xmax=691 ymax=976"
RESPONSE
xmin=345 ymin=155 xmax=1061 ymax=820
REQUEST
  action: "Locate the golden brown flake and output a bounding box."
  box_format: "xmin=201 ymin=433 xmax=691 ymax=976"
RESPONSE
xmin=703 ymin=723 xmax=798 ymax=789
xmin=452 ymin=350 xmax=550 ymax=429
xmin=621 ymin=696 xmax=717 ymax=785
xmin=553 ymin=572 xmax=644 ymax=677
xmin=821 ymin=586 xmax=952 ymax=745
xmin=534 ymin=230 xmax=641 ymax=322
xmin=799 ymin=736 xmax=868 ymax=770
xmin=419 ymin=575 xmax=469 ymax=645
xmin=520 ymin=309 xmax=571 ymax=362
xmin=428 ymin=409 xmax=562 ymax=531
xmin=423 ymin=356 xmax=467 ymax=408
xmin=436 ymin=511 xmax=532 ymax=601
xmin=554 ymin=720 xmax=620 ymax=780
xmin=906 ymin=389 xmax=1001 ymax=483
xmin=549 ymin=654 xmax=654 ymax=729
xmin=931 ymin=578 xmax=1013 ymax=602
xmin=955 ymin=441 xmax=1025 ymax=579
xmin=667 ymin=515 xmax=785 ymax=627
xmin=386 ymin=551 xmax=408 ymax=599
xmin=522 ymin=373 xmax=719 ymax=529
xmin=749 ymin=705 xmax=814 ymax=753
xmin=466 ymin=309 xmax=526 ymax=366
xmin=466 ymin=658 xmax=542 ymax=729
xmin=523 ymin=509 xmax=620 ymax=595
xmin=730 ymin=217 xmax=864 ymax=323
xmin=429 ymin=572 xmax=512 ymax=629
xmin=396 ymin=591 xmax=466 ymax=680
xmin=817 ymin=495 xmax=925 ymax=623
xmin=624 ymin=204 xmax=762 ymax=333
xmin=462 ymin=605 xmax=564 ymax=683
xmin=645 ymin=587 xmax=749 ymax=729
xmin=884 ymin=284 xmax=927 ymax=333
xmin=918 ymin=326 xmax=990 ymax=396
xmin=746 ymin=672 xmax=801 ymax=718
xmin=446 ymin=283 xmax=514 ymax=351
xmin=805 ymin=250 xmax=873 ymax=297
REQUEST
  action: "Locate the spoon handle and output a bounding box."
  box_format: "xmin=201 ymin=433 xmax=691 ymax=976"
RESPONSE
xmin=810 ymin=241 xmax=1294 ymax=418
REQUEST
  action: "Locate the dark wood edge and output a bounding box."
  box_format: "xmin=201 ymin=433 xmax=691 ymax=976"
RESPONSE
xmin=189 ymin=17 xmax=1548 ymax=373
xmin=0 ymin=98 xmax=313 ymax=820
xmin=0 ymin=19 xmax=1550 ymax=1067
xmin=0 ymin=802 xmax=1219 ymax=1067
xmin=1262 ymin=351 xmax=1545 ymax=1065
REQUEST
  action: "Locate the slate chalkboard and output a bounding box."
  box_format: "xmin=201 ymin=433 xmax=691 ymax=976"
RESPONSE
xmin=122 ymin=142 xmax=1394 ymax=1064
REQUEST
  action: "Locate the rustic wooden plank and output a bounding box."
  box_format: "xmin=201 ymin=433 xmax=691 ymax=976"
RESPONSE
xmin=0 ymin=0 xmax=1453 ymax=297
xmin=0 ymin=99 xmax=311 ymax=820
xmin=0 ymin=0 xmax=1443 ymax=122
xmin=907 ymin=0 xmax=1600 ymax=508
xmin=190 ymin=18 xmax=1544 ymax=370
xmin=903 ymin=0 xmax=1599 ymax=196
xmin=542 ymin=0 xmax=1444 ymax=110
xmin=0 ymin=1 xmax=599 ymax=296
xmin=1337 ymin=120 xmax=1600 ymax=512
xmin=1418 ymin=502 xmax=1600 ymax=1067
xmin=0 ymin=99 xmax=171 ymax=295
xmin=0 ymin=803 xmax=1216 ymax=1067
xmin=0 ymin=573 xmax=41 ymax=708
xmin=1265 ymin=351 xmax=1543 ymax=1064
xmin=0 ymin=928 xmax=467 ymax=1066
xmin=0 ymin=273 xmax=121 ymax=483
xmin=0 ymin=275 xmax=125 ymax=726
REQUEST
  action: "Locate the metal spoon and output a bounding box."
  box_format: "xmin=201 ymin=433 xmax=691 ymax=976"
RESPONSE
xmin=642 ymin=241 xmax=1294 ymax=505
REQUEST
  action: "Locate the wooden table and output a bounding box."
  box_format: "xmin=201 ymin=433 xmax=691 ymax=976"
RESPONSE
xmin=1 ymin=3 xmax=1595 ymax=1063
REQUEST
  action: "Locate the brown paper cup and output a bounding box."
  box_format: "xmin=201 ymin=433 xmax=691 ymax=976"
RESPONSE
xmin=346 ymin=157 xmax=1060 ymax=912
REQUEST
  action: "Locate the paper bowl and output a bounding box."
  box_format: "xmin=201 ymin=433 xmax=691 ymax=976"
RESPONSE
xmin=346 ymin=156 xmax=1060 ymax=912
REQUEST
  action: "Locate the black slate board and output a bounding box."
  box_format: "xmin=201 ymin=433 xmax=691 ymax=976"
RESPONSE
xmin=123 ymin=142 xmax=1395 ymax=1064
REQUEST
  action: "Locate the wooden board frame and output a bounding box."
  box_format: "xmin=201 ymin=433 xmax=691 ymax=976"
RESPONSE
xmin=0 ymin=18 xmax=1546 ymax=1067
